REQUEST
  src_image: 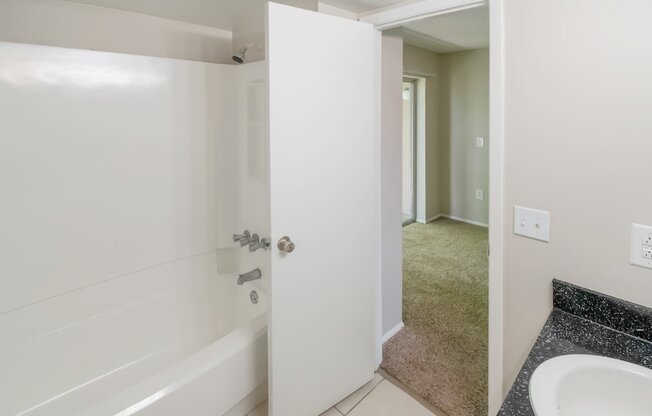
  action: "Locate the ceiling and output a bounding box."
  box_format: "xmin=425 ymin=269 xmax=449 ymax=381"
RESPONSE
xmin=400 ymin=5 xmax=489 ymax=53
xmin=63 ymin=0 xmax=488 ymax=53
xmin=320 ymin=0 xmax=415 ymax=14
xmin=66 ymin=0 xmax=408 ymax=31
xmin=63 ymin=0 xmax=408 ymax=30
xmin=64 ymin=0 xmax=239 ymax=30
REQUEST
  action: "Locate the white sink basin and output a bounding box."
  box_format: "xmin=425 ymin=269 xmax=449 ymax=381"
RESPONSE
xmin=529 ymin=354 xmax=652 ymax=416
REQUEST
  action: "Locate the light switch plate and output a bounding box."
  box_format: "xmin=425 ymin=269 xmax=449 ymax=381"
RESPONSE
xmin=513 ymin=206 xmax=550 ymax=242
xmin=630 ymin=223 xmax=652 ymax=270
xmin=476 ymin=136 xmax=484 ymax=147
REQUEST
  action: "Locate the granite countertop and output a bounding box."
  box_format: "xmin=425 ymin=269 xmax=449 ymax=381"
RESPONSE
xmin=497 ymin=280 xmax=652 ymax=415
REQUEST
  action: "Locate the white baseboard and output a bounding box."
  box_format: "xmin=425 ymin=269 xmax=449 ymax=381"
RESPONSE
xmin=382 ymin=321 xmax=405 ymax=344
xmin=426 ymin=214 xmax=444 ymax=223
xmin=426 ymin=213 xmax=488 ymax=228
xmin=446 ymin=215 xmax=489 ymax=228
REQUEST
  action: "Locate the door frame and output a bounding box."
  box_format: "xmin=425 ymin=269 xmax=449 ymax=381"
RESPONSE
xmin=402 ymin=77 xmax=417 ymax=226
xmin=360 ymin=1 xmax=504 ymax=415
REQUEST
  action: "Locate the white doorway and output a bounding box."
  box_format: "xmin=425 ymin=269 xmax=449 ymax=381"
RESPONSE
xmin=364 ymin=1 xmax=505 ymax=415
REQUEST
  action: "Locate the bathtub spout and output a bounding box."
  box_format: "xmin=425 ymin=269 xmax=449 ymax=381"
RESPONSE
xmin=238 ymin=268 xmax=262 ymax=285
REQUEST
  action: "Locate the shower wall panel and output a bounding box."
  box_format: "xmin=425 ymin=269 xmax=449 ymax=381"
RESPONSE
xmin=0 ymin=42 xmax=245 ymax=415
xmin=0 ymin=42 xmax=236 ymax=314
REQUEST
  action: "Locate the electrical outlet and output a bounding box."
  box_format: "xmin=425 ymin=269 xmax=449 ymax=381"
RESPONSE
xmin=631 ymin=223 xmax=652 ymax=269
xmin=476 ymin=189 xmax=484 ymax=200
xmin=643 ymin=247 xmax=652 ymax=260
xmin=644 ymin=234 xmax=652 ymax=246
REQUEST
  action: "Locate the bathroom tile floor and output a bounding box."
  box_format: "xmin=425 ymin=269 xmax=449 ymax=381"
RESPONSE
xmin=247 ymin=371 xmax=439 ymax=416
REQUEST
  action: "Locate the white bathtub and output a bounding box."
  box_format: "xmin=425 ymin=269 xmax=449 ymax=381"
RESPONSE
xmin=0 ymin=251 xmax=268 ymax=416
xmin=79 ymin=311 xmax=268 ymax=416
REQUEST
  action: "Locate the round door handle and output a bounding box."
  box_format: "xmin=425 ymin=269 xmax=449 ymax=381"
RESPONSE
xmin=277 ymin=236 xmax=295 ymax=253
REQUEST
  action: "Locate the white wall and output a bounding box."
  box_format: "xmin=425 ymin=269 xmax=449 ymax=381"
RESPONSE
xmin=317 ymin=2 xmax=357 ymax=20
xmin=439 ymin=48 xmax=489 ymax=225
xmin=403 ymin=44 xmax=489 ymax=225
xmin=502 ymin=0 xmax=652 ymax=392
xmin=0 ymin=0 xmax=232 ymax=63
xmin=232 ymin=0 xmax=317 ymax=63
xmin=380 ymin=32 xmax=404 ymax=337
xmin=0 ymin=0 xmax=336 ymax=65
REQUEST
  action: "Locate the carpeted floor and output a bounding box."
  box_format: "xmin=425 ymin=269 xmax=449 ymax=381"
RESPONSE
xmin=381 ymin=219 xmax=488 ymax=416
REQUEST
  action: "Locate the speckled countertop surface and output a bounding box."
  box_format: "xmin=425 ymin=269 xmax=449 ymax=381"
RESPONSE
xmin=497 ymin=280 xmax=652 ymax=416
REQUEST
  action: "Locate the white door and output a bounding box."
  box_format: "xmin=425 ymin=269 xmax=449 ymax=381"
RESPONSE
xmin=267 ymin=3 xmax=380 ymax=416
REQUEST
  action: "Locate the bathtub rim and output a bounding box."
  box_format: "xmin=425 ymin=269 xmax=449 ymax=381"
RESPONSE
xmin=75 ymin=311 xmax=267 ymax=416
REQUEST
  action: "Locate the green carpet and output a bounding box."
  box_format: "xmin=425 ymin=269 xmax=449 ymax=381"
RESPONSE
xmin=381 ymin=219 xmax=488 ymax=416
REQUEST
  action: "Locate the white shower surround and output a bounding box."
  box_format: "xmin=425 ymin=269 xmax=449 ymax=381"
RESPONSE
xmin=0 ymin=43 xmax=269 ymax=415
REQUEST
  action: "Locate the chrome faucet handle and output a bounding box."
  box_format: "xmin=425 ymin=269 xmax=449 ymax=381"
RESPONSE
xmin=233 ymin=230 xmax=251 ymax=246
xmin=249 ymin=235 xmax=270 ymax=252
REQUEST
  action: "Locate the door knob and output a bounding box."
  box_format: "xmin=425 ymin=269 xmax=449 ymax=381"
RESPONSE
xmin=277 ymin=236 xmax=295 ymax=253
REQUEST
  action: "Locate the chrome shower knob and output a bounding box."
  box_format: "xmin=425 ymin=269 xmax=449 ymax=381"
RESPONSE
xmin=233 ymin=230 xmax=251 ymax=245
xmin=249 ymin=234 xmax=271 ymax=252
xmin=277 ymin=236 xmax=295 ymax=253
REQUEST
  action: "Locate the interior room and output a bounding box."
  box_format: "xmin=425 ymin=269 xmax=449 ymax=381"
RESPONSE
xmin=1 ymin=1 xmax=652 ymax=416
xmin=380 ymin=7 xmax=490 ymax=416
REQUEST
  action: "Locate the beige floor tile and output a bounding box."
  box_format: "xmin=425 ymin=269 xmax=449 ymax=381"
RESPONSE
xmin=246 ymin=400 xmax=267 ymax=416
xmin=335 ymin=373 xmax=384 ymax=414
xmin=246 ymin=400 xmax=344 ymax=416
xmin=347 ymin=380 xmax=436 ymax=416
xmin=320 ymin=408 xmax=343 ymax=416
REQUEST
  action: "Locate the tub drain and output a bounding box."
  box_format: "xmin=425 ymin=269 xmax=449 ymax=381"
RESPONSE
xmin=250 ymin=290 xmax=258 ymax=304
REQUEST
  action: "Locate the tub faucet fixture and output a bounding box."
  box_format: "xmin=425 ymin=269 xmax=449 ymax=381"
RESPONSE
xmin=238 ymin=268 xmax=262 ymax=285
xmin=248 ymin=233 xmax=271 ymax=252
xmin=233 ymin=230 xmax=251 ymax=246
